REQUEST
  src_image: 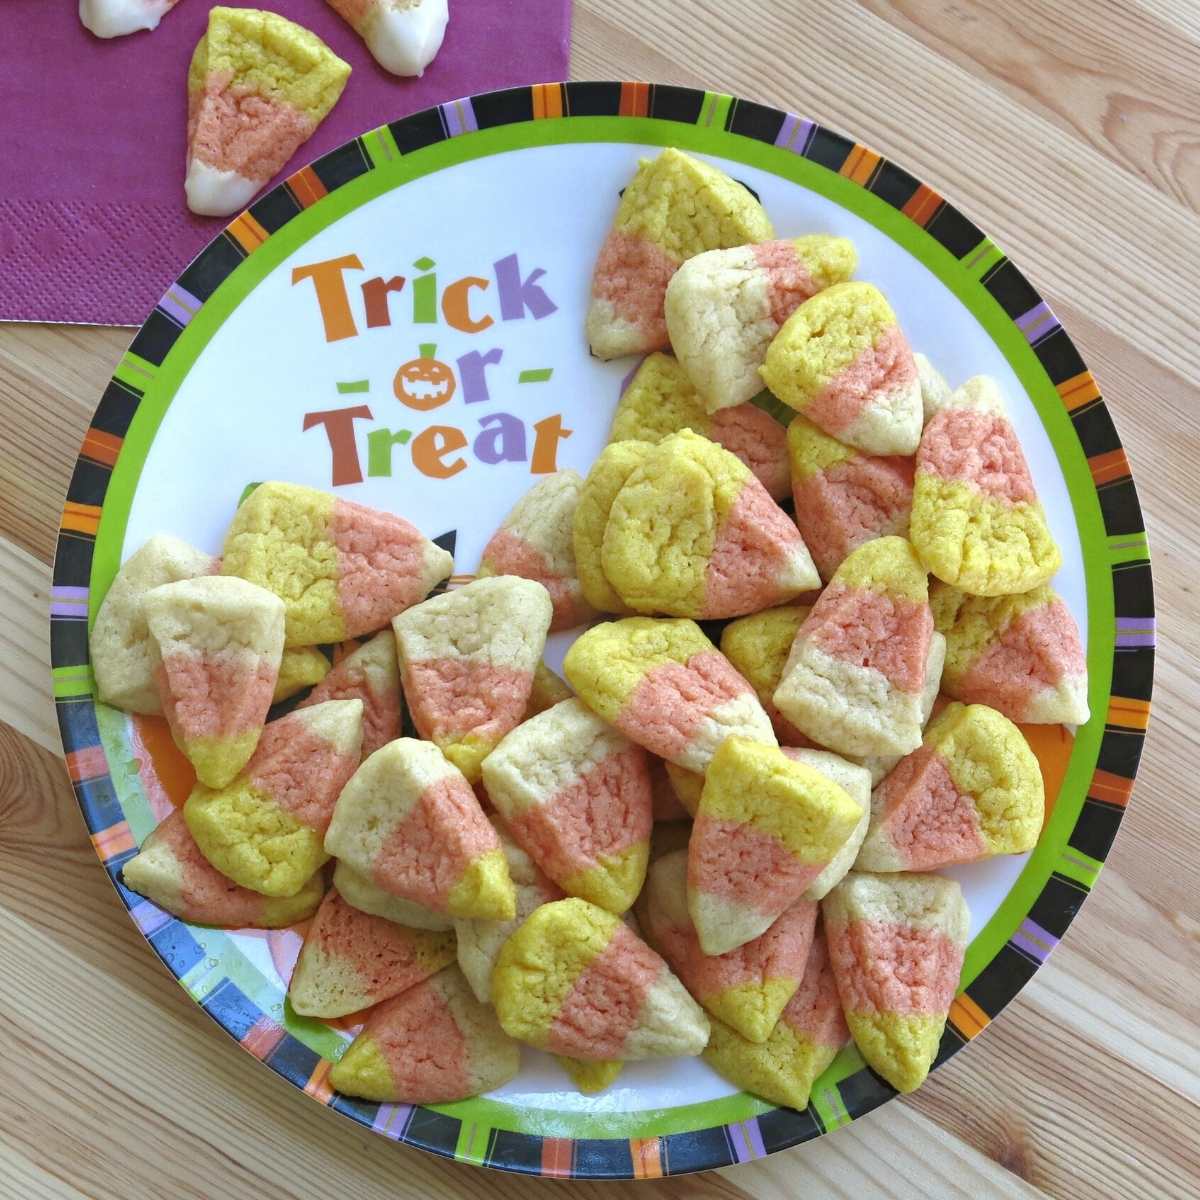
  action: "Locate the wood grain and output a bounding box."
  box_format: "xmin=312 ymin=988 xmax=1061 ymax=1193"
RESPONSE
xmin=2 ymin=2 xmax=1198 ymax=1197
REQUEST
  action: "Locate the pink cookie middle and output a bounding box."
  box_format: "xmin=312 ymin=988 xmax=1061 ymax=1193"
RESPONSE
xmin=505 ymin=745 xmax=652 ymax=882
xmin=827 ymin=918 xmax=963 ymax=1016
xmin=917 ymin=407 xmax=1037 ymax=504
xmin=704 ymin=480 xmax=809 ymax=617
xmin=364 ymin=982 xmax=470 ymax=1099
xmin=404 ymin=659 xmax=532 ymax=743
xmin=331 ymin=499 xmax=440 ymax=636
xmin=804 ymin=325 xmax=917 ymax=438
xmin=153 ymin=810 xmax=267 ymax=926
xmin=372 ymin=776 xmax=500 ymax=908
xmin=958 ymin=598 xmax=1086 ymax=717
xmin=708 ymin=405 xmax=791 ymax=500
xmin=481 ymin=530 xmax=580 ymax=631
xmin=805 ymin=582 xmax=932 ymax=694
xmin=781 ymin=931 xmax=848 ymax=1045
xmin=620 ymin=650 xmax=756 ymax=760
xmin=591 ymin=230 xmax=678 ymax=347
xmin=244 ymin=716 xmax=359 ymax=831
xmin=156 ymin=650 xmax=276 ymax=741
xmin=792 ymin=454 xmax=914 ymax=578
xmin=690 ymin=815 xmax=820 ymax=917
xmin=188 ymin=72 xmax=315 ymax=185
xmin=751 ymin=241 xmax=819 ymax=328
xmin=875 ymin=746 xmax=985 ymax=869
xmin=546 ymin=923 xmax=663 ymax=1059
xmin=657 ymin=898 xmax=816 ymax=998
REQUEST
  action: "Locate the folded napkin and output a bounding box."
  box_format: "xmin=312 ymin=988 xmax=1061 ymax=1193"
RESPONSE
xmin=0 ymin=0 xmax=571 ymax=325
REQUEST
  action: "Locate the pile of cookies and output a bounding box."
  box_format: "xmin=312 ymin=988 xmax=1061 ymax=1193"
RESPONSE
xmin=99 ymin=146 xmax=1088 ymax=1112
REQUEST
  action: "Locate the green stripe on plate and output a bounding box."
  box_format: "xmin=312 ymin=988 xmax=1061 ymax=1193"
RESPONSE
xmin=1107 ymin=532 xmax=1150 ymax=565
xmin=1056 ymin=846 xmax=1102 ymax=890
xmin=697 ymin=91 xmax=733 ymax=131
xmin=961 ymin=237 xmax=1006 ymax=281
xmin=361 ymin=123 xmax=401 ymax=168
xmin=518 ymin=368 xmax=554 ymax=383
xmin=811 ymin=1080 xmax=853 ymax=1133
xmin=113 ymin=351 xmax=157 ymax=391
xmin=53 ymin=665 xmax=94 ymax=697
xmin=455 ymin=1120 xmax=492 ymax=1164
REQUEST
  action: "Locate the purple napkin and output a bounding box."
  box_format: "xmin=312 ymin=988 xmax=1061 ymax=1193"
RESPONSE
xmin=0 ymin=0 xmax=571 ymax=326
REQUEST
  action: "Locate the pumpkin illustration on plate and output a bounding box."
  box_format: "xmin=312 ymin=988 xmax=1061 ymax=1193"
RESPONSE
xmin=394 ymin=344 xmax=457 ymax=410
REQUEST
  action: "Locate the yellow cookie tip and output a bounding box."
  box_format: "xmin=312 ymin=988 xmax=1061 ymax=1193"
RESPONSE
xmin=448 ymin=847 xmax=516 ymax=920
xmin=561 ymin=841 xmax=650 ymax=915
xmin=329 ymin=1035 xmax=393 ymax=1102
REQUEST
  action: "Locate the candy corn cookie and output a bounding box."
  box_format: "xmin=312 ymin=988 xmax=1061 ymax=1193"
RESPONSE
xmin=222 ymin=481 xmax=452 ymax=647
xmin=573 ymin=439 xmax=653 ymax=614
xmin=144 ymin=575 xmax=285 ymax=788
xmin=857 ymin=702 xmax=1044 ymax=872
xmin=610 ymin=354 xmax=790 ymax=500
xmin=332 ymin=860 xmax=453 ymax=931
xmin=587 ymin=148 xmax=774 ymax=360
xmin=774 ymin=537 xmax=934 ymax=758
xmin=665 ymin=235 xmax=858 ymax=411
xmin=392 ymin=576 xmax=552 ymax=781
xmin=300 ymin=630 xmax=401 ymax=758
xmin=80 ymin=0 xmax=180 ymax=38
xmin=184 ymin=699 xmax=363 ymax=896
xmin=760 ymin=282 xmax=922 ymax=456
xmin=122 ymin=810 xmax=324 ymax=928
xmin=91 ymin=534 xmax=218 ymax=715
xmin=331 ymin=966 xmax=520 ymax=1103
xmin=324 ymin=738 xmax=515 ymax=920
xmin=704 ymin=925 xmax=849 ymax=1110
xmin=823 ymin=872 xmax=968 ymax=1093
xmin=288 ymin=889 xmax=455 ymax=1018
xmin=491 ymin=898 xmax=709 ymax=1059
xmin=563 ymin=617 xmax=776 ymax=773
xmin=325 ymin=0 xmax=447 ymax=77
xmin=688 ymin=737 xmax=862 ymax=955
xmin=272 ymin=646 xmax=331 ymax=703
xmin=185 ymin=8 xmax=350 ymax=216
xmin=720 ymin=605 xmax=814 ymax=745
xmin=525 ymin=661 xmax=574 ymax=719
xmin=477 ymin=471 xmax=595 ymax=632
xmin=787 ymin=413 xmax=915 ymax=581
xmin=911 ymin=377 xmax=1061 ymax=595
xmin=661 ymin=748 xmax=868 ymax=901
xmin=455 ymin=827 xmax=564 ymax=1004
xmin=601 ymin=430 xmax=818 ymax=618
xmin=482 ymin=699 xmax=653 ymax=913
xmin=932 ymin=582 xmax=1089 ymax=724
xmin=639 ymin=849 xmax=817 ymax=1043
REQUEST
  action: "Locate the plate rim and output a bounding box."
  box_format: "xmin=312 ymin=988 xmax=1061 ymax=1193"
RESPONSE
xmin=49 ymin=80 xmax=1155 ymax=1179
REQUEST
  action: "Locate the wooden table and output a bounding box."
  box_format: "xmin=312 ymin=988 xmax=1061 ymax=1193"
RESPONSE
xmin=2 ymin=2 xmax=1197 ymax=1197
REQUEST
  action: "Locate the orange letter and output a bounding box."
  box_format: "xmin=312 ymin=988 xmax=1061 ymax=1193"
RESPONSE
xmin=302 ymin=405 xmax=373 ymax=485
xmin=412 ymin=425 xmax=468 ymax=479
xmin=530 ymin=414 xmax=573 ymax=473
xmin=291 ymin=254 xmax=364 ymax=342
xmin=442 ymin=276 xmax=494 ymax=334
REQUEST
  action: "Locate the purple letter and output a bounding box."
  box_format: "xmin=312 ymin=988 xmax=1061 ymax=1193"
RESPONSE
xmin=457 ymin=347 xmax=504 ymax=405
xmin=474 ymin=413 xmax=528 ymax=464
xmin=494 ymin=254 xmax=557 ymax=321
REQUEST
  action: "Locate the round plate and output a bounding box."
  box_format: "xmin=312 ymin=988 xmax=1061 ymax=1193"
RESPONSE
xmin=51 ymin=82 xmax=1154 ymax=1179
